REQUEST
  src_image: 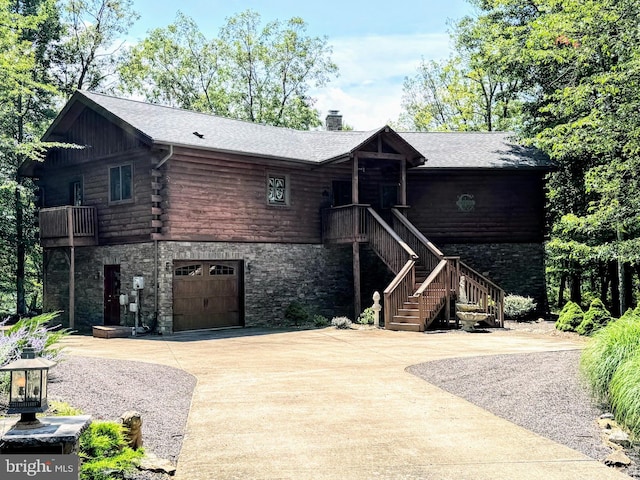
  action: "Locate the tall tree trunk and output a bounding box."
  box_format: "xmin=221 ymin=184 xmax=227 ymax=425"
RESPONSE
xmin=609 ymin=261 xmax=620 ymax=317
xmin=599 ymin=261 xmax=609 ymax=304
xmin=16 ymin=183 xmax=26 ymax=315
xmin=557 ymin=273 xmax=567 ymax=308
xmin=569 ymin=268 xmax=582 ymax=305
xmin=623 ymin=262 xmax=633 ymax=313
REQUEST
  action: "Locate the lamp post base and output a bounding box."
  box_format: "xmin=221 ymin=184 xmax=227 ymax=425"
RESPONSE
xmin=12 ymin=412 xmax=45 ymax=430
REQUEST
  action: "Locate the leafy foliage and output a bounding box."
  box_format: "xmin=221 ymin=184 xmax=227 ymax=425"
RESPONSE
xmin=118 ymin=10 xmax=337 ymax=129
xmin=284 ymin=301 xmax=309 ymax=327
xmin=356 ymin=307 xmax=375 ymax=325
xmin=79 ymin=421 xmax=143 ymax=480
xmin=554 ymin=301 xmax=584 ymax=332
xmin=576 ymin=298 xmax=612 ymax=336
xmin=503 ymin=295 xmax=537 ymax=320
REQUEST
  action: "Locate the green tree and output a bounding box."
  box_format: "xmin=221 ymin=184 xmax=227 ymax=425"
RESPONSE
xmin=53 ymin=0 xmax=139 ymax=96
xmin=0 ymin=0 xmax=62 ymax=314
xmin=118 ymin=10 xmax=337 ymax=129
xmin=454 ymin=0 xmax=640 ymax=313
xmin=400 ymin=56 xmax=520 ymax=131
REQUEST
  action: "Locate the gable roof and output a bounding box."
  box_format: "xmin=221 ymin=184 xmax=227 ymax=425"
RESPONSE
xmin=43 ymin=91 xmax=424 ymax=166
xmin=38 ymin=91 xmax=553 ymax=172
xmin=399 ymin=131 xmax=553 ymax=170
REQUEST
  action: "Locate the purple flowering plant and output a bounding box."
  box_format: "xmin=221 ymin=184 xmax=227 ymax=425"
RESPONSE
xmin=0 ymin=311 xmax=69 ymax=391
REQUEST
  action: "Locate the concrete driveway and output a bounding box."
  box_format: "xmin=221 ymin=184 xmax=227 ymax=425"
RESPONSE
xmin=62 ymin=327 xmax=631 ymax=480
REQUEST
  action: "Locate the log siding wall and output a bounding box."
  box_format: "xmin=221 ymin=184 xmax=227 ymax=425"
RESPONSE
xmin=406 ymin=170 xmax=546 ymax=243
xmin=159 ymin=148 xmax=352 ymax=243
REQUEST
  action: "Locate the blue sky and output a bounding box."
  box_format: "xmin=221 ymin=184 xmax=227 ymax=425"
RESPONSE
xmin=127 ymin=1 xmax=475 ymax=130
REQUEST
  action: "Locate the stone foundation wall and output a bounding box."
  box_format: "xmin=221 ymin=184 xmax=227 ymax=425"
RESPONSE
xmin=438 ymin=242 xmax=548 ymax=314
xmin=44 ymin=241 xmax=354 ymax=334
xmin=44 ymin=243 xmax=156 ymax=332
xmin=157 ymin=242 xmax=353 ymax=333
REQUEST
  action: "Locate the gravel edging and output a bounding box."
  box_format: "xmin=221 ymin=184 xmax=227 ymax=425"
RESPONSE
xmin=2 ymin=356 xmax=196 ymax=480
xmin=408 ymin=348 xmax=639 ymax=477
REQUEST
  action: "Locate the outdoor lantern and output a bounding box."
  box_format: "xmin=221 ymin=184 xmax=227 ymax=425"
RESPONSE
xmin=0 ymin=347 xmax=56 ymax=429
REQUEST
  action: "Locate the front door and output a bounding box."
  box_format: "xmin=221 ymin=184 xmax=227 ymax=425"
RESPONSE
xmin=173 ymin=260 xmax=244 ymax=332
xmin=104 ymin=265 xmax=121 ymax=325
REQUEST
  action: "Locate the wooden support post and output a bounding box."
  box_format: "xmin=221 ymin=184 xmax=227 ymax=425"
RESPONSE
xmin=400 ymin=157 xmax=407 ymax=206
xmin=352 ymin=154 xmax=359 ymax=204
xmin=353 ymin=241 xmax=361 ymax=319
xmin=67 ymin=207 xmax=75 ymax=330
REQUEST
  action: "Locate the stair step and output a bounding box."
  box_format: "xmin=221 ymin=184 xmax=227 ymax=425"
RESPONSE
xmin=397 ymin=308 xmax=419 ymax=316
xmin=393 ymin=315 xmax=420 ymax=323
xmin=388 ymin=322 xmax=424 ymax=332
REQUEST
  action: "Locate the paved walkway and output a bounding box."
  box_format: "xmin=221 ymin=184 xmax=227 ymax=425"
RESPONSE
xmin=62 ymin=327 xmax=632 ymax=480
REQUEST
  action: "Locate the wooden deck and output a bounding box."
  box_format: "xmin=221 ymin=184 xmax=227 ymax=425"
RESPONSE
xmin=39 ymin=206 xmax=98 ymax=247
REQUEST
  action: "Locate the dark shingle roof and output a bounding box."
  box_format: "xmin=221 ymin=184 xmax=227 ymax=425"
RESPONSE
xmin=59 ymin=91 xmax=398 ymax=164
xmin=399 ymin=131 xmax=553 ymax=169
xmin=43 ymin=91 xmax=552 ymax=170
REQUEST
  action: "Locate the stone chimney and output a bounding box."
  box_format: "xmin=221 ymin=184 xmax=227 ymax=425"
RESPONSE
xmin=325 ymin=110 xmax=343 ymax=131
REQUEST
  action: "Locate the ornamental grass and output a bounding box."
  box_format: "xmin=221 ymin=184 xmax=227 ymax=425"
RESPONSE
xmin=580 ymin=309 xmax=640 ymax=403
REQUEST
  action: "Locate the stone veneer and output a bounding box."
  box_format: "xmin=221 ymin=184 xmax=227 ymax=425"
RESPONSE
xmin=438 ymin=242 xmax=548 ymax=314
xmin=44 ymin=241 xmax=353 ymax=334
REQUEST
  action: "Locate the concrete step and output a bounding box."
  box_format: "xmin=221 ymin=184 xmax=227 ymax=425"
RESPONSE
xmin=387 ymin=322 xmax=424 ymax=332
xmin=393 ymin=315 xmax=420 ymax=323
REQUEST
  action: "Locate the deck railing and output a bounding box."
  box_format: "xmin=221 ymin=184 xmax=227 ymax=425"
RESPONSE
xmin=322 ymin=204 xmax=368 ymax=243
xmin=458 ymin=260 xmax=505 ymax=327
xmin=414 ymin=259 xmax=449 ymax=328
xmin=39 ymin=206 xmax=97 ymax=246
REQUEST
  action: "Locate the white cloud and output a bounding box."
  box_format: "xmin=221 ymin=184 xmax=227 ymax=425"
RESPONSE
xmin=312 ymin=32 xmax=453 ymax=130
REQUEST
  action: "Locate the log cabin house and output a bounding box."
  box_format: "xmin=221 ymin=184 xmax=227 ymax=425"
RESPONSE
xmin=19 ymin=91 xmax=553 ymax=334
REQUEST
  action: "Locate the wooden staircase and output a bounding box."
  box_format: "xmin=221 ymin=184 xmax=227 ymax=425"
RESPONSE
xmin=321 ymin=205 xmax=504 ymax=332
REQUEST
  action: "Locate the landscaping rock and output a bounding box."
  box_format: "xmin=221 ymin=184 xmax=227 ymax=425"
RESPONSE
xmin=609 ymin=429 xmax=632 ymax=448
xmin=604 ymin=450 xmax=633 ymax=467
xmin=139 ymin=451 xmax=176 ymax=476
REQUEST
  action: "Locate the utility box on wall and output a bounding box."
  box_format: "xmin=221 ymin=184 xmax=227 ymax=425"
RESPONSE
xmin=133 ymin=276 xmax=145 ymax=290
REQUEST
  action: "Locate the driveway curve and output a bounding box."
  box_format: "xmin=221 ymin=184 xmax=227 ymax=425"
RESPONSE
xmin=61 ymin=327 xmax=631 ymax=480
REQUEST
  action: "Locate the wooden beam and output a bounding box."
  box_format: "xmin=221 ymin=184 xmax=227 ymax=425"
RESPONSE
xmin=400 ymin=157 xmax=407 ymax=206
xmin=352 ymin=154 xmax=359 ymax=204
xmin=356 ymin=152 xmax=406 ymax=161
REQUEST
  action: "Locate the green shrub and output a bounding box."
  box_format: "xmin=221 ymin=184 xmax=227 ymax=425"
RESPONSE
xmin=79 ymin=421 xmax=143 ymax=480
xmin=356 ymin=307 xmax=375 ymax=325
xmin=580 ymin=310 xmax=640 ymax=402
xmin=576 ymin=298 xmax=612 ymax=336
xmin=284 ymin=302 xmax=309 ymax=326
xmin=504 ymin=294 xmax=537 ymax=320
xmin=331 ymin=316 xmax=352 ymax=329
xmin=555 ymin=301 xmax=584 ymax=332
xmin=49 ymin=400 xmax=84 ymax=416
xmin=312 ymin=314 xmax=329 ymax=327
xmin=610 ymin=350 xmax=640 ymax=439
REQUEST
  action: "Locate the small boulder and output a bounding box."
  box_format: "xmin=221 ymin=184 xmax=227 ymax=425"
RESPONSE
xmin=604 ymin=450 xmax=632 ymax=467
xmin=609 ymin=429 xmax=631 ymax=448
xmin=139 ymin=451 xmax=176 ymax=476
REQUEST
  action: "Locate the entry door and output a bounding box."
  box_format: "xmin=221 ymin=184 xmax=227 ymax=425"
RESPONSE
xmin=104 ymin=265 xmax=121 ymax=325
xmin=173 ymin=260 xmax=243 ymax=332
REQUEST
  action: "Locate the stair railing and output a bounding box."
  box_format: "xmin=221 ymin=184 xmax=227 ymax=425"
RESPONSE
xmin=413 ymin=259 xmax=449 ymax=328
xmin=391 ymin=209 xmax=444 ymax=272
xmin=458 ymin=260 xmax=505 ymax=327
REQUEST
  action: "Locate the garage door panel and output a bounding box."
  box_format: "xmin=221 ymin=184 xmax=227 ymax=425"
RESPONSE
xmin=173 ymin=260 xmax=243 ymax=332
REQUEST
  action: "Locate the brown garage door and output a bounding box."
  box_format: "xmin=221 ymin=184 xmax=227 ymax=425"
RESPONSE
xmin=173 ymin=260 xmax=243 ymax=332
